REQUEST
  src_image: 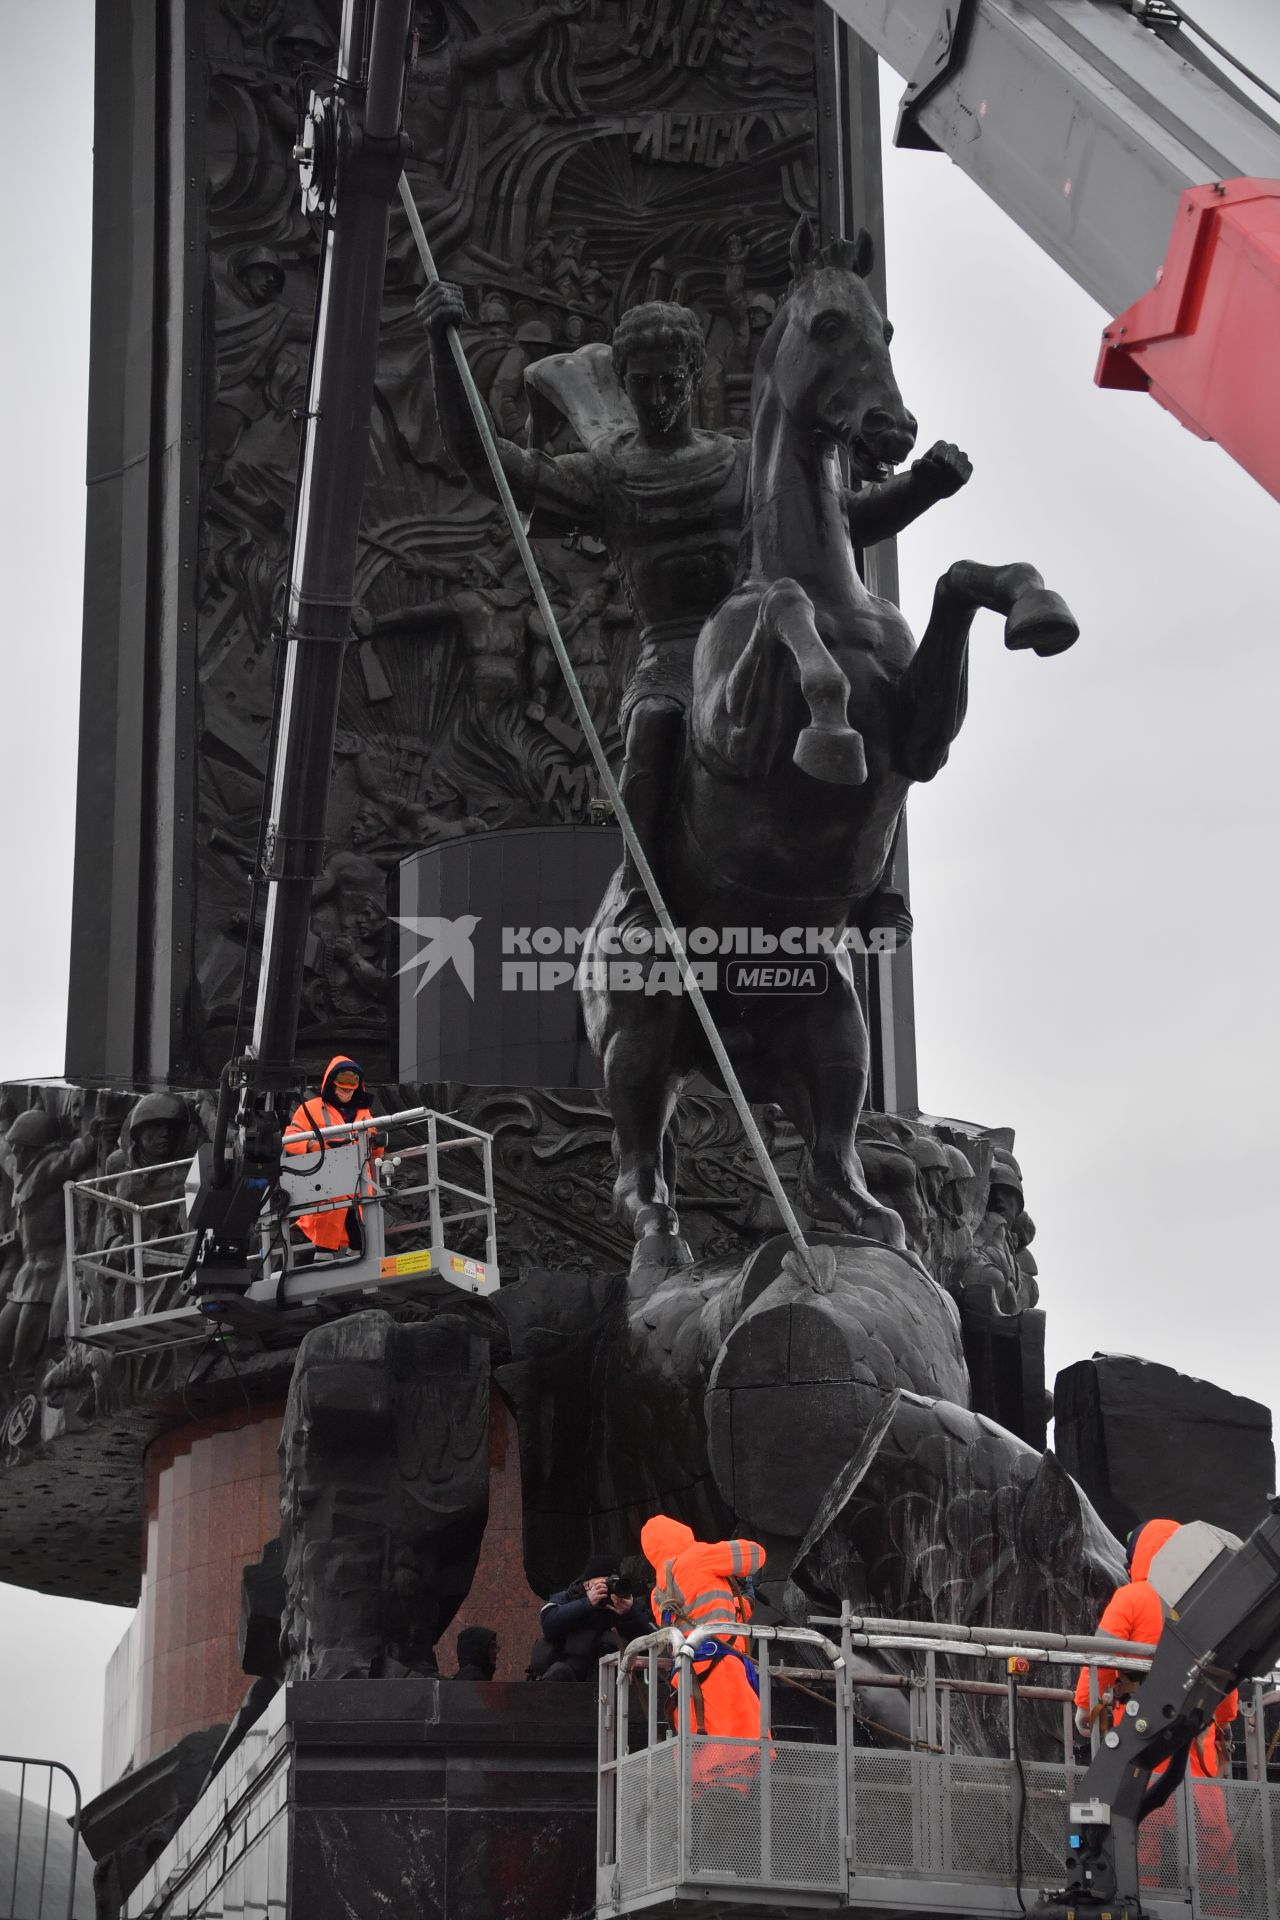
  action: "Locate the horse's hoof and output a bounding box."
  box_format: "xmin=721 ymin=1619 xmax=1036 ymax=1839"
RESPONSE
xmin=793 ymin=724 xmax=868 ymax=785
xmin=1004 ymin=588 xmax=1079 ymax=657
xmin=629 ymin=1229 xmax=694 ymax=1284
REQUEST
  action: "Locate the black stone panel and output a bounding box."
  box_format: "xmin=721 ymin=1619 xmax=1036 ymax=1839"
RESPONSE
xmin=1054 ymin=1352 xmax=1276 ymax=1542
xmin=291 ymin=1810 xmax=447 ymax=1920
xmin=397 ymin=826 xmax=621 ymax=1086
xmin=287 ymin=1680 xmax=597 ymax=1920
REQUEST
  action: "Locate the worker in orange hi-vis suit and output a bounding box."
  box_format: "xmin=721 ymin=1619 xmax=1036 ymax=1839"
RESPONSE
xmin=1075 ymin=1517 xmax=1239 ymax=1891
xmin=283 ymin=1056 xmax=383 ymax=1253
xmin=639 ymin=1514 xmax=766 ymax=1755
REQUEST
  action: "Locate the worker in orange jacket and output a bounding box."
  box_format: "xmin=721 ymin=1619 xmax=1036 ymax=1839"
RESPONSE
xmin=639 ymin=1514 xmax=766 ymax=1746
xmin=1074 ymin=1517 xmax=1239 ymax=1774
xmin=1075 ymin=1517 xmax=1239 ymax=1891
xmin=284 ymin=1056 xmax=382 ymax=1252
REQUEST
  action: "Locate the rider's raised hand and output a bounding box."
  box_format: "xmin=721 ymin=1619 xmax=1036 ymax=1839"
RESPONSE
xmin=912 ymin=441 xmax=972 ymax=498
xmin=415 ymin=280 xmax=468 ymax=337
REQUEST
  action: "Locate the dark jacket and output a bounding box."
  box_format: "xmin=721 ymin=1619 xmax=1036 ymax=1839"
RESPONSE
xmin=535 ymin=1582 xmax=653 ymax=1677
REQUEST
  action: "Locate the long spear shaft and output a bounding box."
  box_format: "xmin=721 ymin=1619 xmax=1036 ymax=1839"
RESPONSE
xmin=397 ymin=175 xmax=817 ymax=1278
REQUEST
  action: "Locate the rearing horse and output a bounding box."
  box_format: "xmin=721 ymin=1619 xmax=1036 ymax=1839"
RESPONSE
xmin=583 ymin=218 xmax=1077 ymax=1267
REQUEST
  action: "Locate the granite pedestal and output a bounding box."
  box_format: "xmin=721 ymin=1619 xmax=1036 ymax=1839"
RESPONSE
xmin=117 ymin=1680 xmax=597 ymax=1920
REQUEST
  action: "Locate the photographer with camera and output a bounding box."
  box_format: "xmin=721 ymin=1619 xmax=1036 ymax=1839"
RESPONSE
xmin=530 ymin=1554 xmax=652 ymax=1682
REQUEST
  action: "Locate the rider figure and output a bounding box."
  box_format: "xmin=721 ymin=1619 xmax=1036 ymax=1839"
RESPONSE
xmin=418 ymin=283 xmax=971 ymax=907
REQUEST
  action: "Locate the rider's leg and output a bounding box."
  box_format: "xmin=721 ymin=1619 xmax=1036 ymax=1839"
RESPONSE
xmin=852 ymin=815 xmax=913 ymax=951
xmin=618 ymin=699 xmax=684 ymax=903
xmin=766 ymin=969 xmax=906 ymax=1248
xmin=602 ymin=1010 xmax=690 ymax=1273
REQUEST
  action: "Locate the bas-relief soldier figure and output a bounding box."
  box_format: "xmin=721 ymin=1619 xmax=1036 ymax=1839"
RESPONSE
xmin=0 ymin=1111 xmax=94 ymax=1398
xmin=364 ymin=551 xmax=567 ymax=725
xmin=206 ymin=246 xmax=308 ymax=479
xmin=418 ymin=282 xmax=972 ymax=906
xmin=393 ymin=0 xmax=589 ymax=273
xmin=526 ymin=567 xmax=630 ymax=731
xmin=946 ymin=1149 xmax=1040 ymax=1317
xmin=86 ymin=1094 xmax=194 ymax=1330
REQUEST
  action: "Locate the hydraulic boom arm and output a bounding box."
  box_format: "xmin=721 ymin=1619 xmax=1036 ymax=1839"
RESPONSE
xmin=823 ymin=0 xmax=1280 ymax=501
xmin=185 ymin=0 xmax=414 ymax=1292
xmin=1041 ymin=1499 xmax=1280 ymax=1918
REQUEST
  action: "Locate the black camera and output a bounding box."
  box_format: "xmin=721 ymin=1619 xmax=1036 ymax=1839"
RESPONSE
xmin=606 ymin=1573 xmax=633 ymax=1601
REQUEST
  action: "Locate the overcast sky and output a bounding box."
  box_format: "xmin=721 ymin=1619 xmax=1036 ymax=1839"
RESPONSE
xmin=2 ymin=0 xmax=1278 ymax=1805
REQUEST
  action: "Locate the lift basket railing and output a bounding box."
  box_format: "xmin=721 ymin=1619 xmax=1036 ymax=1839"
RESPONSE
xmin=596 ymin=1615 xmax=1280 ymax=1920
xmin=63 ymin=1105 xmax=500 ymax=1354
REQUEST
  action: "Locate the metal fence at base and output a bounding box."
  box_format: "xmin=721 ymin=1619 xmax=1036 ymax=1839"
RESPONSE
xmin=0 ymin=1757 xmax=83 ymax=1920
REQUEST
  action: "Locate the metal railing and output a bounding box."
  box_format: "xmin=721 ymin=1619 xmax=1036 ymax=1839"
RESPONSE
xmin=0 ymin=1758 xmax=83 ymax=1920
xmin=596 ymin=1616 xmax=1280 ymax=1920
xmin=64 ymin=1104 xmax=501 ymax=1355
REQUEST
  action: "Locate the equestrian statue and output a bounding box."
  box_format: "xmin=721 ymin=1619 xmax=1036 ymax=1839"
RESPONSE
xmin=419 ymin=217 xmax=1077 ymax=1270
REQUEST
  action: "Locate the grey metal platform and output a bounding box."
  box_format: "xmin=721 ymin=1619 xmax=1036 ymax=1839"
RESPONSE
xmin=596 ymin=1621 xmax=1280 ymax=1920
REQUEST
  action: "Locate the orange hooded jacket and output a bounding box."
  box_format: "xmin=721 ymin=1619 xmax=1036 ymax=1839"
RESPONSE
xmin=284 ymin=1056 xmax=382 ymax=1250
xmin=1075 ymin=1517 xmax=1238 ymax=1778
xmin=639 ymin=1514 xmax=766 ymax=1741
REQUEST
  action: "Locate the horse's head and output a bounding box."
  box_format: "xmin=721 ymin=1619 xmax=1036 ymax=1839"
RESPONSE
xmin=758 ymin=217 xmax=917 ymax=480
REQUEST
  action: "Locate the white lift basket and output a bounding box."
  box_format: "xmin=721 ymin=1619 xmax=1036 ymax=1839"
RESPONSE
xmin=597 ymin=1615 xmax=1280 ymax=1920
xmin=64 ymin=1105 xmax=500 ymax=1354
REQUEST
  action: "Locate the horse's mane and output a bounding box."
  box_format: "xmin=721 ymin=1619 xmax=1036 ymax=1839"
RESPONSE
xmin=795 ymin=235 xmax=871 ymax=281
xmin=734 ymin=227 xmax=876 ymax=582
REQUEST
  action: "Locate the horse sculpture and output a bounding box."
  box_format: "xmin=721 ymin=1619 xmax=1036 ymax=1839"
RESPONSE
xmin=582 ymin=218 xmax=1078 ymax=1268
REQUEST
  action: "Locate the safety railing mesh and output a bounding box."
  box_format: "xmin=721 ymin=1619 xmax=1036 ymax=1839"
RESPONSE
xmin=599 ymin=1637 xmax=1280 ymax=1920
xmin=1137 ymin=1795 xmax=1187 ymax=1894
xmin=685 ymin=1740 xmax=843 ymax=1892
xmin=616 ymin=1747 xmax=679 ymax=1899
xmin=1197 ymin=1780 xmax=1273 ymax=1920
xmin=847 ymin=1749 xmax=927 ymax=1874
xmin=845 ymin=1751 xmax=1210 ymax=1893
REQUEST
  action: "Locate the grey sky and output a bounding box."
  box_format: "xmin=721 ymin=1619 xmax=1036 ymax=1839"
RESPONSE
xmin=1 ymin=0 xmax=1278 ymax=1802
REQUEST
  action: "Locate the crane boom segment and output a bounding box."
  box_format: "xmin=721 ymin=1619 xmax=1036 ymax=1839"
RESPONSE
xmin=824 ymin=0 xmax=1280 ymax=498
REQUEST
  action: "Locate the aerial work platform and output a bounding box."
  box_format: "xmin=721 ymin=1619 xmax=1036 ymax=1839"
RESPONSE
xmin=63 ymin=1104 xmax=500 ymax=1355
xmin=597 ymin=1618 xmax=1280 ymax=1920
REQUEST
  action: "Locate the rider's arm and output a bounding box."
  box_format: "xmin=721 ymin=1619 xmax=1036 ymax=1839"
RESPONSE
xmin=423 ymin=312 xmax=604 ymax=532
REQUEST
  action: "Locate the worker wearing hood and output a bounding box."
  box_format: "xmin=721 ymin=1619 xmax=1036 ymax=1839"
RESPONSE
xmin=1074 ymin=1517 xmax=1238 ymax=1777
xmin=284 ymin=1056 xmax=382 ymax=1250
xmin=639 ymin=1515 xmax=766 ymax=1748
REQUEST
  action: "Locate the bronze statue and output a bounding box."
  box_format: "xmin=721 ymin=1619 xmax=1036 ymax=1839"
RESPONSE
xmin=418 ymin=281 xmax=967 ymax=903
xmin=578 ymin=220 xmax=1078 ymax=1264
